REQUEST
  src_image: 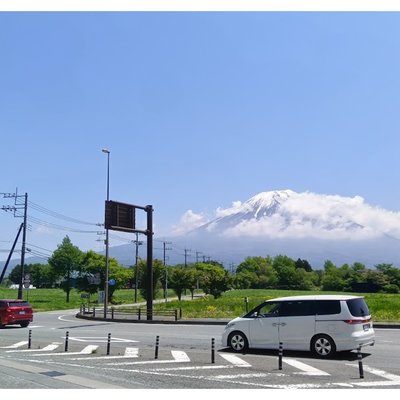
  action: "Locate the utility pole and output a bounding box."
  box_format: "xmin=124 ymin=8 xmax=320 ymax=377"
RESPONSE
xmin=1 ymin=190 xmax=28 ymax=299
xmin=19 ymin=192 xmax=28 ymax=300
xmin=195 ymin=251 xmax=202 ymax=290
xmin=229 ymin=262 xmax=236 ymax=274
xmin=163 ymin=241 xmax=172 ymax=301
xmin=195 ymin=251 xmax=202 ymax=264
xmin=146 ymin=205 xmax=154 ymax=320
xmin=184 ymin=248 xmax=191 ymax=267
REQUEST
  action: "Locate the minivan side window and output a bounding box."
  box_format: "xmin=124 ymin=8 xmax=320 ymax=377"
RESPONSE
xmin=279 ymin=300 xmax=315 ymax=317
xmin=346 ymin=298 xmax=370 ymax=317
xmin=316 ymin=300 xmax=341 ymax=315
xmin=257 ymin=302 xmax=280 ymax=317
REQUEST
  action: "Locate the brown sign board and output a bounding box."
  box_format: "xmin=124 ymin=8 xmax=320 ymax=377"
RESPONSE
xmin=105 ymin=200 xmax=136 ymax=232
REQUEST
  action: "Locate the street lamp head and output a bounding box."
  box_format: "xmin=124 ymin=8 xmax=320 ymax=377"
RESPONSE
xmin=102 ymin=148 xmax=110 ymax=154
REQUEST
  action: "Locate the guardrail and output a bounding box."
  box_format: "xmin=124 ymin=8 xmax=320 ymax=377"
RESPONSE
xmin=79 ymin=305 xmax=182 ymax=321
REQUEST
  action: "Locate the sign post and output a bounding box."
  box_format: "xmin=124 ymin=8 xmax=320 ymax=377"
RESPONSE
xmin=105 ymin=200 xmax=154 ymax=320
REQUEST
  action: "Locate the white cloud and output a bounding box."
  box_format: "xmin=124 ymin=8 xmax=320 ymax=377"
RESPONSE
xmin=215 ymin=200 xmax=243 ymax=218
xmin=171 ymin=209 xmax=209 ymax=236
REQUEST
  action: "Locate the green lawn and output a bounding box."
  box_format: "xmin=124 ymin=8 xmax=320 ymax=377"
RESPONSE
xmin=1 ymin=287 xmax=399 ymax=322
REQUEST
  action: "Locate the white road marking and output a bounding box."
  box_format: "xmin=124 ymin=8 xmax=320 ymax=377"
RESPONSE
xmin=152 ymin=365 xmax=246 ymax=371
xmin=69 ymin=346 xmax=139 ymax=360
xmin=31 ymin=344 xmax=99 ymax=356
xmin=19 ymin=354 xmax=400 ymax=389
xmin=65 ymin=336 xmax=138 ymax=343
xmin=6 ymin=343 xmax=61 ymax=353
xmin=347 ymin=363 xmax=400 ymax=383
xmin=0 ymin=341 xmax=28 ymax=349
xmin=105 ymin=350 xmax=191 ymax=366
xmin=171 ymin=350 xmax=191 ymax=362
xmin=219 ymin=353 xmax=251 ymax=367
xmin=213 ymin=372 xmax=284 ymax=379
xmin=283 ymin=358 xmax=330 ymax=376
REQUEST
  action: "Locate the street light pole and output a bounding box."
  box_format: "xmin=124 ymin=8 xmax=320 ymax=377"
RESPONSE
xmin=102 ymin=148 xmax=110 ymax=318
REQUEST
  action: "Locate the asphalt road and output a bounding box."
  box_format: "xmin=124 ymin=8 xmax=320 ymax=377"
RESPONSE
xmin=0 ymin=309 xmax=400 ymax=389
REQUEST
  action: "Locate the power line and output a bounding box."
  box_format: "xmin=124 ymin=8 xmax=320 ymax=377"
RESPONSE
xmin=25 ymin=215 xmax=101 ymax=234
xmin=28 ymin=201 xmax=101 ymax=226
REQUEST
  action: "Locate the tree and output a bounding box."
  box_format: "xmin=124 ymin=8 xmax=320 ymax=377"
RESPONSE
xmin=138 ymin=259 xmax=165 ymax=301
xmin=376 ymin=264 xmax=400 ymax=287
xmin=76 ymin=250 xmax=130 ymax=303
xmin=29 ymin=263 xmax=58 ymax=288
xmin=321 ymin=262 xmax=354 ymax=291
xmin=295 ymin=258 xmax=313 ymax=272
xmin=235 ymin=256 xmax=277 ymax=288
xmin=48 ymin=236 xmax=83 ymax=302
xmin=168 ymin=266 xmax=193 ymax=300
xmin=8 ymin=264 xmax=24 ymax=285
xmin=197 ymin=263 xmax=232 ymax=299
xmin=272 ymin=255 xmax=297 ymax=289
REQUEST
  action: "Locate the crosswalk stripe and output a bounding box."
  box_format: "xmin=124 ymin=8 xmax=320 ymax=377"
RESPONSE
xmin=283 ymin=358 xmax=330 ymax=376
xmin=0 ymin=341 xmax=28 ymax=349
xmin=6 ymin=343 xmax=61 ymax=353
xmin=69 ymin=347 xmax=139 ymax=360
xmin=31 ymin=344 xmax=99 ymax=357
xmin=219 ymin=353 xmax=251 ymax=367
xmin=124 ymin=347 xmax=139 ymax=357
xmin=171 ymin=350 xmax=191 ymax=362
xmin=105 ymin=350 xmax=191 ymax=366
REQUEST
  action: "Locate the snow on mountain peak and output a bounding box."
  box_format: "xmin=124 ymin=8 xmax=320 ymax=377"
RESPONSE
xmin=246 ymin=189 xmax=296 ymax=215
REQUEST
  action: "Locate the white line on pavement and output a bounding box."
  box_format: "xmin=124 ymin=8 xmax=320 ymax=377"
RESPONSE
xmin=0 ymin=341 xmax=28 ymax=349
xmin=283 ymin=358 xmax=330 ymax=376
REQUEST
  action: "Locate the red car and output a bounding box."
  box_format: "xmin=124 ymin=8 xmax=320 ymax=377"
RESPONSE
xmin=0 ymin=299 xmax=33 ymax=328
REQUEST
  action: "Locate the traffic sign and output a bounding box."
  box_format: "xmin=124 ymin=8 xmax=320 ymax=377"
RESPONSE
xmin=23 ymin=273 xmax=31 ymax=288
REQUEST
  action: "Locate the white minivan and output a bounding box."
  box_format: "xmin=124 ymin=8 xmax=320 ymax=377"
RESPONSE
xmin=222 ymin=295 xmax=375 ymax=357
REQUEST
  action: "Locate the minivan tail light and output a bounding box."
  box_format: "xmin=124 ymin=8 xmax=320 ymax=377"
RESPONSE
xmin=343 ymin=318 xmax=371 ymax=324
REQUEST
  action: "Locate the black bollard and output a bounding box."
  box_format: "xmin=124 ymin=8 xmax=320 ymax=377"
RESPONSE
xmin=278 ymin=342 xmax=283 ymax=370
xmin=155 ymin=335 xmax=160 ymax=359
xmin=107 ymin=333 xmax=111 ymax=355
xmin=64 ymin=331 xmax=69 ymax=352
xmin=357 ymin=346 xmax=364 ymax=379
xmin=211 ymin=338 xmax=215 ymax=364
xmin=28 ymin=329 xmax=32 ymax=349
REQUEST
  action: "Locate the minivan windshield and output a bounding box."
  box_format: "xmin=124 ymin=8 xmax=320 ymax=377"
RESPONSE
xmin=346 ymin=298 xmax=370 ymax=317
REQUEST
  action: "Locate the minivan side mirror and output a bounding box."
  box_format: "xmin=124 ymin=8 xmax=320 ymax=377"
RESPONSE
xmin=250 ymin=311 xmax=259 ymax=318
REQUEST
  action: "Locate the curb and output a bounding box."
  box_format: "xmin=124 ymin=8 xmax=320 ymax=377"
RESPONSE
xmin=76 ymin=313 xmax=228 ymax=325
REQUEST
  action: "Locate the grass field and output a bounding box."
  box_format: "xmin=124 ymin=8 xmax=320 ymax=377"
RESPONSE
xmin=1 ymin=287 xmax=399 ymax=322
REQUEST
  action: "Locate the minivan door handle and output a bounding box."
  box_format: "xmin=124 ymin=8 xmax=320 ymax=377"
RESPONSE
xmin=280 ymin=323 xmax=286 ymax=326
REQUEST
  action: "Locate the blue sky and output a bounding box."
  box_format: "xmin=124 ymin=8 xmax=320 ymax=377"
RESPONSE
xmin=2 ymin=8 xmax=400 ymax=263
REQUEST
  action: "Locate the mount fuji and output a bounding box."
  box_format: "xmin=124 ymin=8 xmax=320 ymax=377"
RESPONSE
xmin=169 ymin=189 xmax=400 ymax=268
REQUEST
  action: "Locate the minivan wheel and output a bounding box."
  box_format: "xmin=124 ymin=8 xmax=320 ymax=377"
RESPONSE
xmin=228 ymin=331 xmax=249 ymax=352
xmin=311 ymin=334 xmax=336 ymax=358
